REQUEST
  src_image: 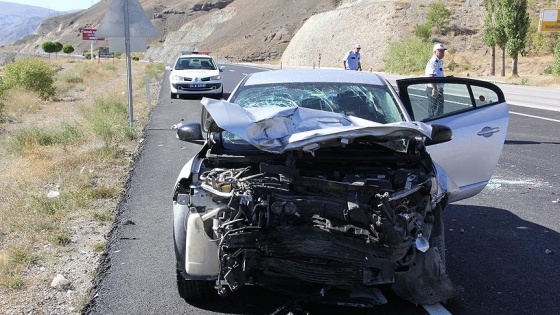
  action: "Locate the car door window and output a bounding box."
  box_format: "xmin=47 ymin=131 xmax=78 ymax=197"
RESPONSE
xmin=400 ymin=80 xmax=503 ymax=122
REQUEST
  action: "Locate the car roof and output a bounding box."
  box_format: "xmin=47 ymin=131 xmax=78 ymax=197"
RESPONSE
xmin=242 ymin=69 xmax=388 ymax=87
xmin=179 ymin=54 xmax=214 ymax=59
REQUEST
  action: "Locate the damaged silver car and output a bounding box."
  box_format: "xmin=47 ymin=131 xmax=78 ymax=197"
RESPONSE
xmin=172 ymin=69 xmax=509 ymax=307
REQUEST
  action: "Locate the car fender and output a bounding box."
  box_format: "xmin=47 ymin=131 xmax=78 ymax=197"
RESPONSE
xmin=173 ymin=152 xmax=210 ymax=279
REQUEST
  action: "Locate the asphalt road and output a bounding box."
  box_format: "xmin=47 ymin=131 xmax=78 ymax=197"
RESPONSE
xmin=84 ymin=65 xmax=560 ymax=315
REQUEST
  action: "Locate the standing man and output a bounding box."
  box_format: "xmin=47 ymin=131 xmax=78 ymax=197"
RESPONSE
xmin=425 ymin=43 xmax=447 ymax=117
xmin=343 ymin=44 xmax=362 ymax=71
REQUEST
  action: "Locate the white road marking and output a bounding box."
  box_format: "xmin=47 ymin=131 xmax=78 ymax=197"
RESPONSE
xmin=486 ymin=177 xmax=546 ymax=190
xmin=510 ymin=111 xmax=560 ymax=123
xmin=422 ymin=303 xmax=452 ymax=315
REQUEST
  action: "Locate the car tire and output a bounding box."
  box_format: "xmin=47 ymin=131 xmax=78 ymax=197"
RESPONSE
xmin=171 ymin=92 xmax=177 ymax=99
xmin=176 ymin=269 xmax=216 ymax=300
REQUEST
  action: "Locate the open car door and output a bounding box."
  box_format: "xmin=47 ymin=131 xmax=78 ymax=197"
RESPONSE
xmin=397 ymin=77 xmax=509 ymax=203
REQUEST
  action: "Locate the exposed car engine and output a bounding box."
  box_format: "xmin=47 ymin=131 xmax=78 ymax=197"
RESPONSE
xmin=175 ymin=136 xmax=457 ymax=305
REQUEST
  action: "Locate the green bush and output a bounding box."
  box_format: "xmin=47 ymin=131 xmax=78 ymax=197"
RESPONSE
xmin=0 ymin=101 xmax=5 ymax=123
xmin=145 ymin=62 xmax=165 ymax=80
xmin=80 ymin=96 xmax=135 ymax=146
xmin=554 ymin=40 xmax=560 ymax=77
xmin=52 ymin=232 xmax=71 ymax=246
xmin=3 ymin=58 xmax=56 ymax=100
xmin=7 ymin=123 xmax=83 ymax=155
xmin=414 ymin=23 xmax=432 ymax=41
xmin=0 ymin=76 xmax=5 ymax=122
xmin=383 ymin=38 xmax=433 ymax=74
xmin=64 ymin=74 xmax=84 ymax=83
xmin=447 ymin=60 xmax=456 ymax=71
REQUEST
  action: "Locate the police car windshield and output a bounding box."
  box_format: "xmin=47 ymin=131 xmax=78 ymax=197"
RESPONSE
xmin=174 ymin=57 xmax=216 ymax=70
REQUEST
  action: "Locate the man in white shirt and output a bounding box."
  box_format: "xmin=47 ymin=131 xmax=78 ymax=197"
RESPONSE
xmin=343 ymin=44 xmax=362 ymax=71
xmin=425 ymin=43 xmax=447 ymax=117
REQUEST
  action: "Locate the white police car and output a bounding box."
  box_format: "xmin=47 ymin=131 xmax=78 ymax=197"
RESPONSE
xmin=167 ymin=52 xmax=224 ymax=99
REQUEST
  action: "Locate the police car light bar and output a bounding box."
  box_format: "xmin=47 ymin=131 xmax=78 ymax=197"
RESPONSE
xmin=180 ymin=50 xmax=211 ymax=55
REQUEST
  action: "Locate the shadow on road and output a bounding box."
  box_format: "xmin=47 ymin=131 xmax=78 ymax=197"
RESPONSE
xmin=505 ymin=140 xmax=560 ymax=145
xmin=443 ymin=204 xmax=559 ymax=314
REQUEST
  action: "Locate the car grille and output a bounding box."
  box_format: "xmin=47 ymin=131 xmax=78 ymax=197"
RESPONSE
xmin=172 ymin=82 xmax=222 ymax=91
xmin=181 ymin=77 xmax=212 ymax=82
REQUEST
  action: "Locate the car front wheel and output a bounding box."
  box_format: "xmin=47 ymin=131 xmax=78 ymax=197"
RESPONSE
xmin=171 ymin=92 xmax=177 ymax=99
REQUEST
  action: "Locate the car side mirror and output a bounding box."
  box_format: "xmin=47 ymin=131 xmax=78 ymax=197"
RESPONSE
xmin=219 ymin=66 xmax=225 ymax=72
xmin=426 ymin=124 xmax=452 ymax=145
xmin=176 ymin=122 xmax=204 ymax=143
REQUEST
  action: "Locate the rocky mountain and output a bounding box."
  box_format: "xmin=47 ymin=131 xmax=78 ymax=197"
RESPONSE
xmin=0 ymin=1 xmax=63 ymax=46
xmin=0 ymin=0 xmax=555 ymax=76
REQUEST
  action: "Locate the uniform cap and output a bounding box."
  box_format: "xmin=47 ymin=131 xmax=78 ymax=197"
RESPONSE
xmin=433 ymin=43 xmax=447 ymax=51
xmin=354 ymin=44 xmax=361 ymax=49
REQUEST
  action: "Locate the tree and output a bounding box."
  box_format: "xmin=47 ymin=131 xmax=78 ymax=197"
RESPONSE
xmin=427 ymin=1 xmax=452 ymax=33
xmin=53 ymin=41 xmax=63 ymax=59
xmin=41 ymin=41 xmax=57 ymax=58
xmin=63 ymin=44 xmax=75 ymax=55
xmin=498 ymin=0 xmax=530 ymax=76
xmin=482 ymin=0 xmax=507 ymax=76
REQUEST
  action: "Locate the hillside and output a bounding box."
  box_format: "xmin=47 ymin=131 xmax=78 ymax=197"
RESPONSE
xmin=0 ymin=0 xmax=558 ymax=79
xmin=0 ymin=1 xmax=62 ymax=46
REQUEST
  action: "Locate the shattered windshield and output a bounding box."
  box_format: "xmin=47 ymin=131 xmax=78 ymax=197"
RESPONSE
xmin=229 ymin=82 xmax=404 ymax=124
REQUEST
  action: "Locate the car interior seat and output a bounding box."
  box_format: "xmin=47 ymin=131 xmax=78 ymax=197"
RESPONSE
xmin=337 ymin=91 xmax=364 ymax=117
xmin=200 ymin=60 xmax=211 ymax=69
xmin=180 ymin=59 xmax=190 ymax=69
xmin=300 ymin=97 xmax=326 ymax=110
xmin=337 ymin=91 xmax=386 ymax=123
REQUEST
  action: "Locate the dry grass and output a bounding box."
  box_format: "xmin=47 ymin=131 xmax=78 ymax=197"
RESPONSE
xmin=0 ymin=57 xmax=164 ymax=313
xmin=448 ymin=53 xmax=560 ymax=87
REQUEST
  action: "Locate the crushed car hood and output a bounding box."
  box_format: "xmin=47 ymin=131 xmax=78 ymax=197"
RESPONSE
xmin=202 ymin=98 xmax=434 ymax=154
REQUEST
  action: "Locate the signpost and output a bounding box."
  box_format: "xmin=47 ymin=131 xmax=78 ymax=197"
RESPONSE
xmin=95 ymin=0 xmax=158 ymax=128
xmin=82 ymin=28 xmax=105 ymax=60
xmin=98 ymin=46 xmax=114 ymax=63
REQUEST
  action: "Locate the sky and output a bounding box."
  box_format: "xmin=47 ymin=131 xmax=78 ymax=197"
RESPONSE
xmin=3 ymin=0 xmax=101 ymax=12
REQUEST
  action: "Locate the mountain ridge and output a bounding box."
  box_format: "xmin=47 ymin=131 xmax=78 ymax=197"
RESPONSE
xmin=0 ymin=0 xmax=557 ymax=79
xmin=0 ymin=1 xmax=63 ymax=46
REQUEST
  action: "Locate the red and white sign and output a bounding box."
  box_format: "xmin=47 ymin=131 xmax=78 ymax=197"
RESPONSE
xmin=82 ymin=28 xmax=105 ymax=40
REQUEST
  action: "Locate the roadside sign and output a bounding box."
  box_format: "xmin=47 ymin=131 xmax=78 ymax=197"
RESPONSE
xmin=99 ymin=46 xmax=114 ymax=58
xmin=82 ymin=28 xmax=105 ymax=40
xmin=95 ymin=0 xmax=158 ymax=38
xmin=538 ymin=9 xmax=560 ymax=32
